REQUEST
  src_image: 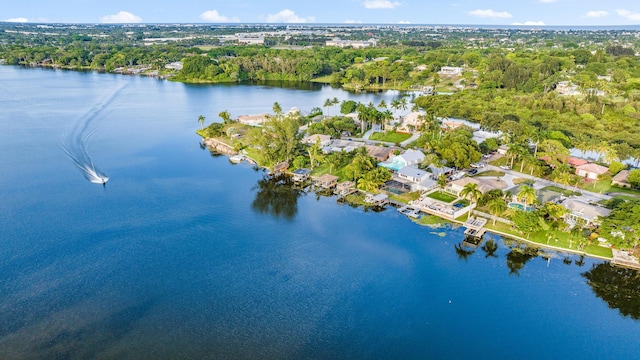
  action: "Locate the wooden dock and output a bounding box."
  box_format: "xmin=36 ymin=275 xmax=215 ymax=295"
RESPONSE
xmin=463 ymin=217 xmax=487 ymax=242
xmin=398 ymin=204 xmax=421 ymax=218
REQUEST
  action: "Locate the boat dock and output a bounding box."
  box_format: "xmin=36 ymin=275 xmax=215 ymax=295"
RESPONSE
xmin=397 ymin=204 xmax=421 ymax=218
xmin=463 ymin=217 xmax=487 ymax=238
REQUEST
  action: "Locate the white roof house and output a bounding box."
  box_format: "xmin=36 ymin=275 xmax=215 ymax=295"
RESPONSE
xmin=397 ymin=166 xmax=430 ymax=184
xmin=562 ymin=199 xmax=611 ymax=225
xmin=395 ymin=149 xmax=426 ymax=167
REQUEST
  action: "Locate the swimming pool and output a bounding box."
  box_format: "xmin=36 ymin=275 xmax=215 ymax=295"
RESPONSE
xmin=508 ymin=202 xmax=534 ymax=212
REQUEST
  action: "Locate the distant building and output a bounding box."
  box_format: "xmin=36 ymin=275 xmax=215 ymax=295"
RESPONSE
xmin=237 ymin=114 xmax=270 ymax=126
xmin=438 ymin=66 xmax=464 ymax=76
xmin=164 ymin=61 xmax=183 ymax=70
xmin=302 ymin=134 xmax=332 ymax=147
xmin=326 ymin=37 xmax=376 ymax=49
xmin=556 ymin=81 xmax=581 ymax=96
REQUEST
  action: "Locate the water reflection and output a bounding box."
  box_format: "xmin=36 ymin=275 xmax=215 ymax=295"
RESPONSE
xmin=454 ymin=242 xmax=475 ymax=261
xmin=481 ymin=239 xmax=499 ymax=258
xmin=505 ymin=243 xmax=540 ymax=276
xmin=251 ymin=174 xmax=303 ymax=220
xmin=583 ymin=263 xmax=640 ymax=320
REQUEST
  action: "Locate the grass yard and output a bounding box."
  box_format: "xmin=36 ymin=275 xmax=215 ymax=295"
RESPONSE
xmin=578 ymin=180 xmax=640 ymax=198
xmin=390 ymin=191 xmax=421 ymax=204
xmin=474 ymin=170 xmax=505 ymax=177
xmin=369 ymin=132 xmax=411 ymax=143
xmin=513 ymin=178 xmax=535 ymax=186
xmin=427 ymin=191 xmax=458 ymax=203
xmin=311 ymin=74 xmax=333 ymax=83
xmin=541 ymin=186 xmax=581 ymax=197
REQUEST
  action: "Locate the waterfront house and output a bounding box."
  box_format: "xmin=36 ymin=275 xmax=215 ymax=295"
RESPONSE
xmin=365 ymin=193 xmax=389 ymax=206
xmin=314 ymin=174 xmax=339 ymax=189
xmin=438 ymin=66 xmax=464 ymax=76
xmin=397 ymin=166 xmax=430 ymax=184
xmin=273 ymin=161 xmax=289 ymax=174
xmin=568 ymin=157 xmax=589 ymax=168
xmin=390 ymin=111 xmax=426 ymax=133
xmin=379 ymin=149 xmax=425 ymax=171
xmin=611 ymin=170 xmax=631 ymax=188
xmin=238 ymin=114 xmax=270 ymax=126
xmin=562 ymin=199 xmax=611 ymax=226
xmin=575 ymin=163 xmax=609 ymax=180
xmin=446 ymin=177 xmax=507 ymax=196
xmin=292 ymin=168 xmax=311 ymax=182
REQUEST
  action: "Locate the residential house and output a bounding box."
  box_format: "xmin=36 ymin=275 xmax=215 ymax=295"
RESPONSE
xmin=392 ymin=111 xmax=426 ymax=133
xmin=438 ymin=66 xmax=464 ymax=76
xmin=397 ymin=166 xmax=438 ymax=191
xmin=302 ymin=134 xmax=332 ymax=147
xmin=425 ymin=164 xmax=455 ymax=180
xmin=611 ymin=170 xmax=631 ymax=188
xmin=556 ymin=81 xmax=581 ymax=96
xmin=497 ymin=145 xmax=509 ymax=155
xmin=237 ymin=114 xmax=269 ymax=126
xmin=326 ymin=38 xmax=377 ymax=48
xmin=325 ymin=139 xmax=366 ymax=154
xmin=562 ymin=199 xmax=611 ymax=226
xmin=395 ymin=149 xmax=426 ymax=167
xmin=575 ymin=163 xmax=609 ymax=180
xmin=365 ymin=145 xmax=394 ymax=162
xmin=446 ymin=177 xmax=508 ymax=196
xmin=291 ymin=168 xmax=311 ymax=182
xmin=314 ymin=174 xmax=339 ymax=189
xmin=365 ymin=193 xmax=388 ymax=206
xmin=567 ymin=157 xmax=589 ymax=167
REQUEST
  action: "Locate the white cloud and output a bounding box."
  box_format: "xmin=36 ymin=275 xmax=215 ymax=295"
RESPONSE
xmin=344 ymin=19 xmax=363 ymax=24
xmin=398 ymin=20 xmax=411 ymax=24
xmin=585 ymin=10 xmax=608 ymax=18
xmin=100 ymin=11 xmax=142 ymax=24
xmin=511 ymin=21 xmax=546 ymax=26
xmin=199 ymin=10 xmax=239 ymax=22
xmin=363 ymin=0 xmax=401 ymax=9
xmin=265 ymin=9 xmax=314 ymax=23
xmin=468 ymin=9 xmax=513 ymax=19
xmin=616 ymin=9 xmax=640 ymax=21
xmin=3 ymin=17 xmax=29 ymax=22
xmin=538 ymin=0 xmax=558 ymax=3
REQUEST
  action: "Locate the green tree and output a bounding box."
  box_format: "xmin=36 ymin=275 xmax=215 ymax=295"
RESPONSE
xmin=517 ymin=185 xmax=537 ymax=208
xmin=198 ymin=114 xmax=206 ymax=130
xmin=459 ymin=182 xmax=482 ymax=217
xmin=487 ymin=198 xmax=507 ymax=225
xmin=218 ymin=110 xmax=231 ymax=124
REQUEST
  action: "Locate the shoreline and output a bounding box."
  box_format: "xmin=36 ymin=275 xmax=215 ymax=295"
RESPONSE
xmin=202 ymin=136 xmax=639 ymax=270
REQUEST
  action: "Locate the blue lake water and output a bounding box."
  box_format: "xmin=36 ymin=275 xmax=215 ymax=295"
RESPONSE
xmin=1 ymin=66 xmax=639 ymax=359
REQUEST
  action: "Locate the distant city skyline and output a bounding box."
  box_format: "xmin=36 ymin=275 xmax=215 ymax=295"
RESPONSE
xmin=3 ymin=0 xmax=640 ymax=27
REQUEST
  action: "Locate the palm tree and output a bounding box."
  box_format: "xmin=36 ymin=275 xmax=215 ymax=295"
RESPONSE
xmin=357 ymin=178 xmax=378 ymax=192
xmin=487 ymin=198 xmax=507 ymax=225
xmin=197 ymin=115 xmax=205 ymax=130
xmin=517 ymin=185 xmax=537 ymax=209
xmin=323 ymin=98 xmax=332 ymax=116
xmin=378 ymin=99 xmax=387 ymax=109
xmin=324 ymin=153 xmax=341 ymax=174
xmin=459 ymin=182 xmax=482 ymax=218
xmin=399 ymin=97 xmax=408 ymax=114
xmin=272 ymin=102 xmax=282 ymax=117
xmin=390 ymin=99 xmax=401 ymax=117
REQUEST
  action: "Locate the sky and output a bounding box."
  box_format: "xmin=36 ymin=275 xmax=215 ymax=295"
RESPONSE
xmin=3 ymin=0 xmax=640 ymax=26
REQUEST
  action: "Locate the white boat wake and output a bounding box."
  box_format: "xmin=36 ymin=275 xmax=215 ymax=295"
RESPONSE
xmin=61 ymin=83 xmax=126 ymax=184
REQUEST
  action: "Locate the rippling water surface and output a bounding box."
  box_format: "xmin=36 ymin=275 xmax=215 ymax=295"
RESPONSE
xmin=0 ymin=66 xmax=639 ymax=359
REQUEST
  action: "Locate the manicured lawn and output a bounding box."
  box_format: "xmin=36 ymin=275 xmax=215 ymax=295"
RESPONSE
xmin=369 ymin=132 xmax=411 ymax=143
xmin=541 ymin=186 xmax=581 ymax=197
xmin=513 ymin=178 xmax=534 ymax=186
xmin=390 ymin=191 xmax=420 ymax=204
xmin=311 ymin=164 xmax=351 ymax=182
xmin=474 ymin=170 xmax=504 ymax=177
xmin=578 ymin=180 xmax=640 ymax=198
xmin=585 ymin=244 xmax=614 ymax=258
xmin=427 ymin=191 xmax=458 ymax=203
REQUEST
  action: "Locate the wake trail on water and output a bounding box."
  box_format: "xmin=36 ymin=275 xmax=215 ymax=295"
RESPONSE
xmin=61 ymin=83 xmax=127 ymax=184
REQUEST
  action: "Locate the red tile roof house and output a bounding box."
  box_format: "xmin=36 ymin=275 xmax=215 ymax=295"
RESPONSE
xmin=575 ymin=163 xmax=609 ymax=180
xmin=567 ymin=157 xmax=589 ymax=167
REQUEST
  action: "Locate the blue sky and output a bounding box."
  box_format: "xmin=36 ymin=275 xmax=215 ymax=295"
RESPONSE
xmin=3 ymin=0 xmax=640 ymax=26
